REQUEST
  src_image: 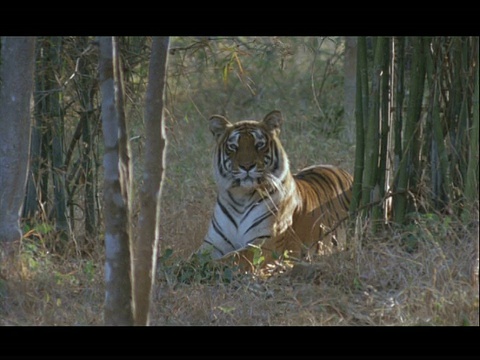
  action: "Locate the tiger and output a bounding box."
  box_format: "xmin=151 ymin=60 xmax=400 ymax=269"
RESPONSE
xmin=196 ymin=110 xmax=353 ymax=270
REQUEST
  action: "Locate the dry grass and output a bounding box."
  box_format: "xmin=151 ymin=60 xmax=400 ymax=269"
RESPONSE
xmin=1 ymin=37 xmax=478 ymax=326
xmin=1 ymin=216 xmax=477 ymax=326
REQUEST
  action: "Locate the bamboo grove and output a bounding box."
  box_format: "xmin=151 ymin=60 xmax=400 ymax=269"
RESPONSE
xmin=349 ymin=37 xmax=479 ymax=228
xmin=19 ymin=37 xmax=150 ymax=252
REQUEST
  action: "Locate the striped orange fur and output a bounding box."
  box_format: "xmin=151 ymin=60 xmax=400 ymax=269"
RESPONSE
xmin=197 ymin=110 xmax=353 ymax=270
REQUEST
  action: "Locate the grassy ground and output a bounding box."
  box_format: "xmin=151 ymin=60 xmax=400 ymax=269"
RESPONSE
xmin=0 ymin=37 xmax=478 ymax=326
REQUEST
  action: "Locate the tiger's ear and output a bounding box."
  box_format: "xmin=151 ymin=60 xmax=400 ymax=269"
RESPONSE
xmin=263 ymin=110 xmax=282 ymax=134
xmin=209 ymin=115 xmax=231 ymax=140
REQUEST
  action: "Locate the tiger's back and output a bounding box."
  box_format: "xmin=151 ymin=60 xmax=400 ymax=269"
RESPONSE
xmin=289 ymin=165 xmax=353 ymax=258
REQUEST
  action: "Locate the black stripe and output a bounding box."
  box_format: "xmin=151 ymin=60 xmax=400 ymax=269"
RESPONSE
xmin=300 ymin=173 xmax=331 ymax=207
xmin=212 ymin=215 xmax=236 ymax=250
xmin=248 ymin=190 xmax=258 ymax=202
xmin=203 ymin=238 xmax=225 ymax=257
xmin=296 ymin=168 xmax=352 ymax=221
xmin=325 ymin=167 xmax=353 ymax=192
xmin=246 ymin=234 xmax=271 ymax=245
xmin=245 ymin=211 xmax=274 ymax=235
xmin=271 ymin=142 xmax=279 ymax=171
xmin=307 ymin=171 xmax=339 ymax=194
xmin=241 ymin=189 xmax=276 ymax=224
xmin=227 ymin=190 xmax=244 ymax=209
xmin=241 ymin=202 xmax=259 ymax=224
xmin=311 ymin=174 xmax=343 ymax=220
xmin=217 ymin=198 xmax=238 ymax=228
xmin=321 ymin=168 xmax=352 ymax=211
xmin=217 ymin=150 xmax=228 ymax=178
xmin=338 ymin=190 xmax=351 ymax=211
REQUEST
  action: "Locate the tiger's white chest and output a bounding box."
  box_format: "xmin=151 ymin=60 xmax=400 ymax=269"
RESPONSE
xmin=201 ymin=188 xmax=280 ymax=259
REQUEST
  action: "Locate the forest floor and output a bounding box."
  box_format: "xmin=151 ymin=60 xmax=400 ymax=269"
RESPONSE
xmin=1 ymin=224 xmax=478 ymax=326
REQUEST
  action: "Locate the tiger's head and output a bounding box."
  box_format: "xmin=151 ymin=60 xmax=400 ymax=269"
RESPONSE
xmin=209 ymin=110 xmax=290 ymax=192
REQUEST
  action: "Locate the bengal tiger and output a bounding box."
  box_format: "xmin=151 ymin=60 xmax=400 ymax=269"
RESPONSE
xmin=197 ymin=110 xmax=353 ymax=270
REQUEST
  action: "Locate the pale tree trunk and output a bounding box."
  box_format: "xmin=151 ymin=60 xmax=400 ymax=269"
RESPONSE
xmin=99 ymin=36 xmax=134 ymax=326
xmin=134 ymin=37 xmax=170 ymax=326
xmin=343 ymin=36 xmax=357 ymax=144
xmin=23 ymin=42 xmax=43 ymax=221
xmin=0 ymin=37 xmax=36 ymax=253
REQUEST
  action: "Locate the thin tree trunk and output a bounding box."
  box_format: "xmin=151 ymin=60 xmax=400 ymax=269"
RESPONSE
xmin=456 ymin=38 xmax=472 ymax=197
xmin=134 ymin=37 xmax=170 ymax=326
xmin=349 ymin=37 xmax=367 ymax=214
xmin=35 ymin=37 xmax=52 ymax=220
xmin=361 ymin=37 xmax=387 ymax=219
xmin=49 ymin=38 xmax=68 ymax=236
xmin=426 ymin=39 xmax=451 ymax=210
xmin=343 ymin=36 xmax=357 ymax=144
xmin=82 ymin=109 xmax=96 ymax=238
xmin=23 ymin=39 xmax=46 ymax=221
xmin=378 ymin=38 xmax=390 ymax=221
xmin=0 ymin=36 xmax=36 ymax=249
xmin=23 ymin=100 xmax=43 ymax=220
xmin=76 ymin=36 xmax=98 ymax=240
xmin=393 ymin=37 xmax=405 ymax=196
xmin=463 ymin=37 xmax=479 ymax=222
xmin=99 ymin=36 xmax=134 ymax=326
xmin=394 ymin=37 xmax=426 ymax=224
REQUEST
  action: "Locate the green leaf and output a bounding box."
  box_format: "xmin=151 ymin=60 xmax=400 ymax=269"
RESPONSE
xmin=218 ymin=306 xmax=235 ymax=314
xmin=35 ymin=223 xmax=54 ymax=235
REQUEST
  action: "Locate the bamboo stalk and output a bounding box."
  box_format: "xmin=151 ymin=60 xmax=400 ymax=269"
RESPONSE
xmin=349 ymin=37 xmax=367 ymax=214
xmin=393 ymin=37 xmax=426 ymax=224
xmin=377 ymin=37 xmax=390 ymax=222
xmin=463 ymin=37 xmax=479 ymax=222
xmin=361 ymin=37 xmax=387 ymax=217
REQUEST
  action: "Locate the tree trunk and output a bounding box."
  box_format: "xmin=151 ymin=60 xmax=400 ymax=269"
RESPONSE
xmin=361 ymin=37 xmax=387 ymax=219
xmin=349 ymin=37 xmax=367 ymax=214
xmin=0 ymin=37 xmax=36 ymax=250
xmin=134 ymin=37 xmax=170 ymax=326
xmin=393 ymin=37 xmax=425 ymax=224
xmin=48 ymin=37 xmax=69 ymax=236
xmin=425 ymin=38 xmax=451 ymax=210
xmin=76 ymin=36 xmax=98 ymax=241
xmin=99 ymin=36 xmax=134 ymax=326
xmin=343 ymin=36 xmax=357 ymax=144
xmin=25 ymin=38 xmax=50 ymax=222
xmin=23 ymin=84 xmax=43 ymax=221
xmin=463 ymin=38 xmax=479 ymax=221
xmin=378 ymin=38 xmax=390 ymax=221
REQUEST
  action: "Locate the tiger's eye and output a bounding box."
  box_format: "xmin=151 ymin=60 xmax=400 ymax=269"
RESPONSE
xmin=227 ymin=143 xmax=238 ymax=151
xmin=256 ymin=141 xmax=265 ymax=150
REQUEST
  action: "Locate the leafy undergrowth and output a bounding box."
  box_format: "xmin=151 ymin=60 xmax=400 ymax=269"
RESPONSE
xmin=2 ymin=216 xmax=477 ymax=326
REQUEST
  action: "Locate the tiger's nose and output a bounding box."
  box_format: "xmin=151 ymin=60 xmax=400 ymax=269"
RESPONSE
xmin=239 ymin=163 xmax=255 ymax=172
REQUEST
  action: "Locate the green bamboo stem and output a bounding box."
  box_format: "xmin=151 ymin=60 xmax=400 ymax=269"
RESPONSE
xmin=463 ymin=37 xmax=479 ymax=222
xmin=394 ymin=37 xmax=426 ymax=224
xmin=349 ymin=37 xmax=367 ymax=214
xmin=361 ymin=37 xmax=387 ymax=216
